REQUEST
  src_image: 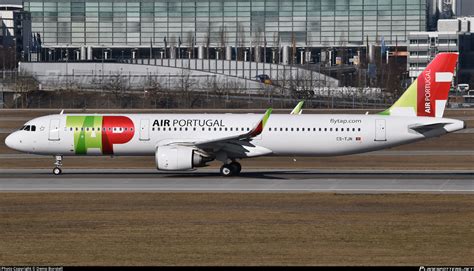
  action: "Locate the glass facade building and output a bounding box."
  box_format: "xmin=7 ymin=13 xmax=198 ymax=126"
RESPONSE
xmin=24 ymin=0 xmax=427 ymax=49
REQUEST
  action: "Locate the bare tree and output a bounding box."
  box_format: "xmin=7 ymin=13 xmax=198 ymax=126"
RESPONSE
xmin=186 ymin=31 xmax=194 ymax=60
xmin=13 ymin=72 xmax=38 ymax=108
xmin=218 ymin=25 xmax=227 ymax=59
xmin=272 ymin=32 xmax=279 ymax=64
xmin=175 ymin=69 xmax=200 ymax=108
xmin=236 ymin=23 xmax=246 ymax=61
xmin=103 ymin=71 xmax=129 ymax=108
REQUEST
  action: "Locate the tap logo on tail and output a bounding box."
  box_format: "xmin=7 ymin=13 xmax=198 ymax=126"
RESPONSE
xmin=381 ymin=53 xmax=458 ymax=118
xmin=66 ymin=116 xmax=134 ymax=155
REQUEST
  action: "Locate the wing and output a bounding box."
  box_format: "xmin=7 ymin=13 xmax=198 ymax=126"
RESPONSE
xmin=195 ymin=108 xmax=272 ymax=148
xmin=157 ymin=108 xmax=273 ymax=157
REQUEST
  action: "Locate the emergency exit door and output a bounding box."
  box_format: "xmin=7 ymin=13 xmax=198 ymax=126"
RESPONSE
xmin=140 ymin=119 xmax=150 ymax=141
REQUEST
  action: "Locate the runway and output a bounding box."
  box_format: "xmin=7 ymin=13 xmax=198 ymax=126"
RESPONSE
xmin=0 ymin=169 xmax=472 ymax=193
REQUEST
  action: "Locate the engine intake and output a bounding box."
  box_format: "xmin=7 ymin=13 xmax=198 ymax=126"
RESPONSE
xmin=155 ymin=146 xmax=210 ymax=171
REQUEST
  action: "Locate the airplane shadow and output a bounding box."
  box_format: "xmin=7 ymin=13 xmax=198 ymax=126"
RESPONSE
xmin=32 ymin=170 xmax=474 ymax=180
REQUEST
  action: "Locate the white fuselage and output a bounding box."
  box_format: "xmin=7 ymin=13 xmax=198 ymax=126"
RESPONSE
xmin=5 ymin=113 xmax=465 ymax=158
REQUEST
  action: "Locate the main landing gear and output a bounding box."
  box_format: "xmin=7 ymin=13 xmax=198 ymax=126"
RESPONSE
xmin=220 ymin=161 xmax=242 ymax=177
xmin=53 ymin=155 xmax=63 ymax=175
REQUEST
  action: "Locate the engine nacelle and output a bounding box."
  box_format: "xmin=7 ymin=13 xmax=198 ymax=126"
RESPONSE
xmin=155 ymin=146 xmax=208 ymax=171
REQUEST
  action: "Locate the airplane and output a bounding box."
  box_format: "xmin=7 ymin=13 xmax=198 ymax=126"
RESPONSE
xmin=5 ymin=53 xmax=465 ymax=176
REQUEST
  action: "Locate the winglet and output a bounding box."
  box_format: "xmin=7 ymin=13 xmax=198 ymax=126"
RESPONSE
xmin=290 ymin=101 xmax=304 ymax=115
xmin=248 ymin=108 xmax=272 ymax=138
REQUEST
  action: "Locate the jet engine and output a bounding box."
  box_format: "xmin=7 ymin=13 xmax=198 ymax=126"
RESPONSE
xmin=155 ymin=146 xmax=210 ymax=171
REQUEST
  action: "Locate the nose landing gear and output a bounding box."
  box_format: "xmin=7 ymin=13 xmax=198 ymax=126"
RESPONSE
xmin=53 ymin=155 xmax=63 ymax=175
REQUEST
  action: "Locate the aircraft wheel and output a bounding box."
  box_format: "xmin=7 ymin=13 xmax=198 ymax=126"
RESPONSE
xmin=220 ymin=165 xmax=233 ymax=177
xmin=229 ymin=161 xmax=242 ymax=175
xmin=53 ymin=167 xmax=62 ymax=175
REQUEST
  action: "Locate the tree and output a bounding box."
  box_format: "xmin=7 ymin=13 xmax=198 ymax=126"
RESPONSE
xmin=103 ymin=71 xmax=129 ymax=108
xmin=13 ymin=72 xmax=38 ymax=108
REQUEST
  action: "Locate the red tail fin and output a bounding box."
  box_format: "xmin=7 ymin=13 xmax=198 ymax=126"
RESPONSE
xmin=416 ymin=53 xmax=458 ymax=117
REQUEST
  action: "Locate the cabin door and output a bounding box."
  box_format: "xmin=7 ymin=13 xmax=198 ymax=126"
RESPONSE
xmin=48 ymin=119 xmax=61 ymax=141
xmin=375 ymin=119 xmax=386 ymax=141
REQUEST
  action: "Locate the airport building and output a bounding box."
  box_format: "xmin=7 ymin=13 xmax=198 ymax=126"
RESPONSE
xmin=407 ymin=17 xmax=474 ymax=83
xmin=22 ymin=0 xmax=427 ymax=63
xmin=1 ymin=1 xmax=23 ymax=47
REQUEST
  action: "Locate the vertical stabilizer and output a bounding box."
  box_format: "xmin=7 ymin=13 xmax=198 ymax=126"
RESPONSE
xmin=381 ymin=53 xmax=458 ymax=117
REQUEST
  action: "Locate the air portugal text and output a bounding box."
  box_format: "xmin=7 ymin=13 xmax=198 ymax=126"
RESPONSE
xmin=153 ymin=119 xmax=225 ymax=128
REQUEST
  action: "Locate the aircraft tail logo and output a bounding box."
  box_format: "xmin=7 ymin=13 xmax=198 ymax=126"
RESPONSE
xmin=381 ymin=53 xmax=458 ymax=118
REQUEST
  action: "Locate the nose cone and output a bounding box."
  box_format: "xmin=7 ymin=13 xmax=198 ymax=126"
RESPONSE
xmin=5 ymin=133 xmax=19 ymax=151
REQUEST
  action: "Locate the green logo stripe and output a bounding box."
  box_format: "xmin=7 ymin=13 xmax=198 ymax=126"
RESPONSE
xmin=66 ymin=116 xmax=103 ymax=155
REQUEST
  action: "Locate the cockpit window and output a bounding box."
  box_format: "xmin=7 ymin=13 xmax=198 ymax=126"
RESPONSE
xmin=20 ymin=125 xmax=36 ymax=132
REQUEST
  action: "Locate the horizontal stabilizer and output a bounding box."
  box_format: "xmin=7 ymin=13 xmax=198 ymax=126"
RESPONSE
xmin=409 ymin=123 xmax=449 ymax=135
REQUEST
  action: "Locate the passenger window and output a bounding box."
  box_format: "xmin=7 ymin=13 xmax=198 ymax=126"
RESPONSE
xmin=358 ymin=128 xmax=361 ymax=131
xmin=352 ymin=128 xmax=355 ymax=132
xmin=335 ymin=128 xmax=338 ymax=132
xmin=291 ymin=128 xmax=294 ymax=131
